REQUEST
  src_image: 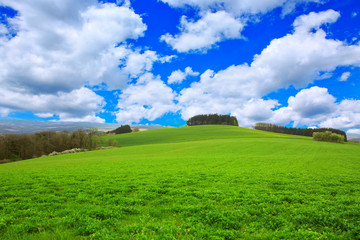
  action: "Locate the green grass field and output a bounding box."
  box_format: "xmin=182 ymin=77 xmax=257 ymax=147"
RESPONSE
xmin=1 ymin=125 xmax=360 ymax=239
xmin=101 ymin=125 xmax=308 ymax=147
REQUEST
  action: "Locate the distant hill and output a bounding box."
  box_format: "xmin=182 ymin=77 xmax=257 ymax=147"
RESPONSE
xmin=0 ymin=119 xmax=170 ymax=134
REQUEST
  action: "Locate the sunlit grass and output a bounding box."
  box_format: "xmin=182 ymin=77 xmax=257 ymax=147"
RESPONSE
xmin=1 ymin=126 xmax=359 ymax=239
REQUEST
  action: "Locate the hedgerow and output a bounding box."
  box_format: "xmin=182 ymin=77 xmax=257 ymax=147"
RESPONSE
xmin=313 ymin=131 xmax=344 ymax=143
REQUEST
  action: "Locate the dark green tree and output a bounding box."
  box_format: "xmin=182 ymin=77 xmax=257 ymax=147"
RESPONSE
xmin=187 ymin=114 xmax=238 ymax=126
xmin=111 ymin=125 xmax=132 ymax=134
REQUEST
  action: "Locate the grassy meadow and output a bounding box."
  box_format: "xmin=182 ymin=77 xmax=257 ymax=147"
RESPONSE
xmin=0 ymin=125 xmax=360 ymax=239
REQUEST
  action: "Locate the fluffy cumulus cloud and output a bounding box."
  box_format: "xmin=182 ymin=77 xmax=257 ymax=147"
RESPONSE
xmin=0 ymin=24 xmax=8 ymax=35
xmin=0 ymin=0 xmax=151 ymax=121
xmin=269 ymin=87 xmax=360 ymax=131
xmin=161 ymin=11 xmax=244 ymax=52
xmin=270 ymin=87 xmax=337 ymax=126
xmin=0 ymin=0 xmax=177 ymax=122
xmin=177 ymin=10 xmax=360 ymax=127
xmin=1 ymin=0 xmax=359 ymax=127
xmin=178 ymin=69 xmax=279 ymax=124
xmin=292 ymin=8 xmax=340 ymax=32
xmin=319 ymin=100 xmax=360 ymax=129
xmin=160 ymin=0 xmax=323 ymax=16
xmin=107 ymin=48 xmax=174 ymax=89
xmin=115 ymin=74 xmax=177 ymax=124
xmin=250 ymin=10 xmax=360 ymax=92
xmin=124 ymin=50 xmax=175 ymax=79
xmin=0 ymin=87 xmax=105 ymax=122
xmin=232 ymin=99 xmax=279 ymax=127
xmin=168 ymin=67 xmax=199 ymax=84
xmin=0 ymin=0 xmax=147 ymax=93
xmin=287 ymin=87 xmax=336 ymax=118
xmin=160 ymin=0 xmax=324 ymax=52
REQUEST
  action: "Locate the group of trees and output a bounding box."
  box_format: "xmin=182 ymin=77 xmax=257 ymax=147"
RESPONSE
xmin=108 ymin=125 xmax=132 ymax=134
xmin=187 ymin=114 xmax=239 ymax=126
xmin=254 ymin=123 xmax=347 ymax=142
xmin=313 ymin=131 xmax=345 ymax=143
xmin=1 ymin=124 xmax=138 ymax=163
xmin=0 ymin=128 xmax=100 ymax=162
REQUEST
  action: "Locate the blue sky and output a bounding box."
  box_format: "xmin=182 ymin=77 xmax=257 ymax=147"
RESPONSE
xmin=0 ymin=0 xmax=360 ymax=135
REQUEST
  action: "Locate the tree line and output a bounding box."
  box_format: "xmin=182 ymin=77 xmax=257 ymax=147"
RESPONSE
xmin=254 ymin=123 xmax=347 ymax=142
xmin=0 ymin=128 xmax=100 ymax=163
xmin=187 ymin=114 xmax=239 ymax=126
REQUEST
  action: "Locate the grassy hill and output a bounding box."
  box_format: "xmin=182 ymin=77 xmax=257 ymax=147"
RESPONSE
xmin=101 ymin=125 xmax=309 ymax=147
xmin=0 ymin=125 xmax=359 ymax=239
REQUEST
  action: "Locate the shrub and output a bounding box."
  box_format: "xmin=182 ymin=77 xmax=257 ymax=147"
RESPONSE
xmin=313 ymin=131 xmax=344 ymax=143
xmin=112 ymin=125 xmax=132 ymax=134
xmin=108 ymin=139 xmax=120 ymax=147
xmin=132 ymin=127 xmax=140 ymax=132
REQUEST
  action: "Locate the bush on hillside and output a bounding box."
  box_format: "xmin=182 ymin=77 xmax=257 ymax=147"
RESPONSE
xmin=111 ymin=125 xmax=132 ymax=134
xmin=313 ymin=131 xmax=344 ymax=143
xmin=107 ymin=139 xmax=120 ymax=147
xmin=187 ymin=114 xmax=238 ymax=126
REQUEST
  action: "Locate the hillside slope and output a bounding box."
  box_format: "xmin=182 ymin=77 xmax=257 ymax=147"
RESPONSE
xmin=0 ymin=125 xmax=359 ymax=239
xmin=102 ymin=125 xmax=309 ymax=147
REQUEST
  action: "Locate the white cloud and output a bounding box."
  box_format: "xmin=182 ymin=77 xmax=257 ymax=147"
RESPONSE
xmin=115 ymin=73 xmax=177 ymax=124
xmin=267 ymin=88 xmax=360 ymax=131
xmin=348 ymin=129 xmax=360 ymax=134
xmin=161 ymin=11 xmax=244 ymax=52
xmin=168 ymin=67 xmax=199 ymax=84
xmin=0 ymin=0 xmax=174 ymax=122
xmin=270 ymin=87 xmax=337 ymax=126
xmin=340 ymin=72 xmax=351 ymax=81
xmin=0 ymin=87 xmax=105 ymax=122
xmin=0 ymin=1 xmax=147 ymax=94
xmin=124 ymin=50 xmax=159 ymax=78
xmin=127 ymin=50 xmax=175 ymax=77
xmin=177 ymin=69 xmax=279 ymax=126
xmin=35 ymin=113 xmax=54 ymax=118
xmin=232 ymin=99 xmax=279 ymax=127
xmin=250 ymin=11 xmax=360 ymax=92
xmin=177 ymin=10 xmax=360 ymax=128
xmin=293 ymin=9 xmax=340 ymax=33
xmin=319 ymin=100 xmax=360 ymax=129
xmin=160 ymin=0 xmax=323 ymax=16
xmin=288 ymin=87 xmax=336 ymax=118
xmin=160 ymin=0 xmax=325 ymax=52
xmin=0 ymin=24 xmax=8 ymax=35
xmin=0 ymin=107 xmax=11 ymax=117
xmin=117 ymin=0 xmax=131 ymax=8
xmin=54 ymin=115 xmax=106 ymax=123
